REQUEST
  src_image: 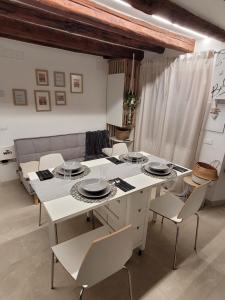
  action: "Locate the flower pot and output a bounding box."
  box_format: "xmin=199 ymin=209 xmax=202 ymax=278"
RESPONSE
xmin=192 ymin=162 xmax=218 ymax=182
xmin=115 ymin=128 xmax=130 ymax=140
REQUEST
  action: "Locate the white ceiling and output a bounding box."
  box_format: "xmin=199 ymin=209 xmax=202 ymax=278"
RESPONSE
xmin=94 ymin=0 xmax=225 ymax=40
xmin=171 ymin=0 xmax=225 ymax=30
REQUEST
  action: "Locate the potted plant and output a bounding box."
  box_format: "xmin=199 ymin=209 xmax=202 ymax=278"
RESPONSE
xmin=124 ymin=91 xmax=137 ymax=125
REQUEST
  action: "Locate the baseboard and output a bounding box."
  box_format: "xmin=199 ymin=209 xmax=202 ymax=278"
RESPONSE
xmin=205 ymin=198 xmax=225 ymax=207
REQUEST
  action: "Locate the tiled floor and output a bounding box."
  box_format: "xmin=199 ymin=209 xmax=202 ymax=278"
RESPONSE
xmin=1 ymin=180 xmax=225 ymax=300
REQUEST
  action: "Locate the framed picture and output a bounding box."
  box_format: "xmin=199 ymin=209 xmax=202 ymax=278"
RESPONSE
xmin=55 ymin=91 xmax=66 ymax=105
xmin=34 ymin=90 xmax=51 ymax=112
xmin=12 ymin=89 xmax=27 ymax=106
xmin=35 ymin=69 xmax=49 ymax=86
xmin=70 ymin=73 xmax=83 ymax=93
xmin=54 ymin=71 xmax=65 ymax=87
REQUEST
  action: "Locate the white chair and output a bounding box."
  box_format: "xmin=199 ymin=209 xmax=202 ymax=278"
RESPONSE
xmin=102 ymin=143 xmax=128 ymax=157
xmin=38 ymin=153 xmax=64 ymax=226
xmin=39 ymin=153 xmax=64 ymax=171
xmin=149 ymin=184 xmax=207 ymax=269
xmin=51 ymin=225 xmax=133 ymax=300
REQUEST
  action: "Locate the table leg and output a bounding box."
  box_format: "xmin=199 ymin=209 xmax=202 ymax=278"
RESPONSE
xmin=152 ymin=185 xmax=161 ymax=222
xmin=140 ymin=188 xmax=152 ymax=251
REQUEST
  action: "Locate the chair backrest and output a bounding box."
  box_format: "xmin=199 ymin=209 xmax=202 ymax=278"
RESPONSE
xmin=112 ymin=143 xmax=128 ymax=156
xmin=76 ymin=225 xmax=133 ymax=287
xmin=178 ymin=184 xmax=207 ymax=220
xmin=39 ymin=153 xmax=64 ymax=170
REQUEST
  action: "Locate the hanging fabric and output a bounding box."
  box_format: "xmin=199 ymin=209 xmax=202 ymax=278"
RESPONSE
xmin=135 ymin=51 xmax=214 ymax=168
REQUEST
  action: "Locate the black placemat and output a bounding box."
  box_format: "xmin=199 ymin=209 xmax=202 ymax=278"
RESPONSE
xmin=36 ymin=170 xmax=54 ymax=181
xmin=169 ymin=164 xmax=188 ymax=173
xmin=106 ymin=157 xmax=124 ymax=165
xmin=109 ymin=177 xmax=135 ymax=192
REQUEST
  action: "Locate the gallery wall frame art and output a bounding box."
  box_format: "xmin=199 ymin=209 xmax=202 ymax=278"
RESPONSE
xmin=54 ymin=71 xmax=66 ymax=87
xmin=35 ymin=69 xmax=49 ymax=86
xmin=12 ymin=89 xmax=28 ymax=106
xmin=34 ymin=90 xmax=51 ymax=112
xmin=70 ymin=73 xmax=83 ymax=93
xmin=55 ymin=91 xmax=66 ymax=105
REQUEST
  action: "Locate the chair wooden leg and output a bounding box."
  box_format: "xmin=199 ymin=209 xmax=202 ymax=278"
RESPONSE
xmin=123 ymin=266 xmax=133 ymax=300
xmin=161 ymin=216 xmax=164 ymax=224
xmin=33 ymin=194 xmax=39 ymax=205
xmin=173 ymin=223 xmax=180 ymax=270
xmin=194 ymin=213 xmax=200 ymax=252
xmin=51 ymin=252 xmax=55 ymax=289
xmin=79 ymin=286 xmax=86 ymax=300
xmin=39 ymin=202 xmax=42 ymax=227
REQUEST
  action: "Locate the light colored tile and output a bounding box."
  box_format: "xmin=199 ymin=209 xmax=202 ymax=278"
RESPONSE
xmin=1 ymin=180 xmax=225 ymax=300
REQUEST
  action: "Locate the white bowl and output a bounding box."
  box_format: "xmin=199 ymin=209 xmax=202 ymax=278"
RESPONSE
xmin=61 ymin=161 xmax=82 ymax=171
xmin=80 ymin=178 xmax=108 ymax=193
xmin=148 ymin=162 xmax=170 ymax=172
xmin=127 ymin=152 xmax=143 ymax=160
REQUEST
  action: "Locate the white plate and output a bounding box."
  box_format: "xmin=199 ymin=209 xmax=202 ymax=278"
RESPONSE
xmin=61 ymin=161 xmax=82 ymax=171
xmin=148 ymin=162 xmax=170 ymax=172
xmin=58 ymin=166 xmax=84 ymax=176
xmin=127 ymin=152 xmax=144 ymax=160
xmin=77 ymin=185 xmax=111 ymax=199
xmin=144 ymin=165 xmax=171 ymax=176
xmin=80 ymin=178 xmax=108 ymax=193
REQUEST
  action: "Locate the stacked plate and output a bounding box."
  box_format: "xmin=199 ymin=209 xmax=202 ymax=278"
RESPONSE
xmin=57 ymin=161 xmax=85 ymax=177
xmin=123 ymin=152 xmax=145 ymax=163
xmin=144 ymin=162 xmax=172 ymax=176
xmin=77 ymin=178 xmax=111 ymax=199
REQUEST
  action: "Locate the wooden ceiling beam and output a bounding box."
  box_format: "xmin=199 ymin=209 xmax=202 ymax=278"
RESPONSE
xmin=0 ymin=14 xmax=144 ymax=60
xmin=0 ymin=0 xmax=164 ymax=54
xmin=125 ymin=0 xmax=225 ymax=42
xmin=13 ymin=0 xmax=195 ymax=52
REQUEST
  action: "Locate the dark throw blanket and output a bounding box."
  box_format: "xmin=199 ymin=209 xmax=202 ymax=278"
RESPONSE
xmin=85 ymin=130 xmax=110 ymax=160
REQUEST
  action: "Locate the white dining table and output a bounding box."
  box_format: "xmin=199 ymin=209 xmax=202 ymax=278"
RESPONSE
xmin=28 ymin=152 xmax=191 ymax=250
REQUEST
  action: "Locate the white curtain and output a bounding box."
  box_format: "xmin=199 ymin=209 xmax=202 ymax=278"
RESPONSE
xmin=135 ymin=52 xmax=214 ymax=168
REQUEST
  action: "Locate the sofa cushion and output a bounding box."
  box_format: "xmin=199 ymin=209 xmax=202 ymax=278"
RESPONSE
xmin=14 ymin=133 xmax=86 ymax=164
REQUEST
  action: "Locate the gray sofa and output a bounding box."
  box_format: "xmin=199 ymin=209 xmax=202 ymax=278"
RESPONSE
xmin=15 ymin=132 xmax=86 ymax=163
xmin=15 ymin=132 xmax=86 ymax=194
xmin=14 ymin=130 xmax=109 ymax=195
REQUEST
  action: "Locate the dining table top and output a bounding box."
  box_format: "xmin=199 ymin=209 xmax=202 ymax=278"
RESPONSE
xmin=28 ymin=152 xmax=191 ymax=223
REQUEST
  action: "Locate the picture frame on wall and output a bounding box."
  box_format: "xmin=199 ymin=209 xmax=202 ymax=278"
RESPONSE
xmin=54 ymin=71 xmax=66 ymax=87
xmin=55 ymin=91 xmax=66 ymax=105
xmin=34 ymin=90 xmax=51 ymax=112
xmin=35 ymin=69 xmax=49 ymax=86
xmin=70 ymin=73 xmax=83 ymax=93
xmin=12 ymin=89 xmax=27 ymax=106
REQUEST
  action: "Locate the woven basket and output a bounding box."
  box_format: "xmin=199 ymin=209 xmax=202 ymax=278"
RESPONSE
xmin=192 ymin=162 xmax=218 ymax=181
xmin=115 ymin=128 xmax=130 ymax=140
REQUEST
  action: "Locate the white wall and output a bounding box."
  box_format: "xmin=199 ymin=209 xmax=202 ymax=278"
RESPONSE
xmin=0 ymin=38 xmax=108 ymax=146
xmin=195 ymin=38 xmax=225 ymax=167
xmin=195 ymin=38 xmax=225 ymax=203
